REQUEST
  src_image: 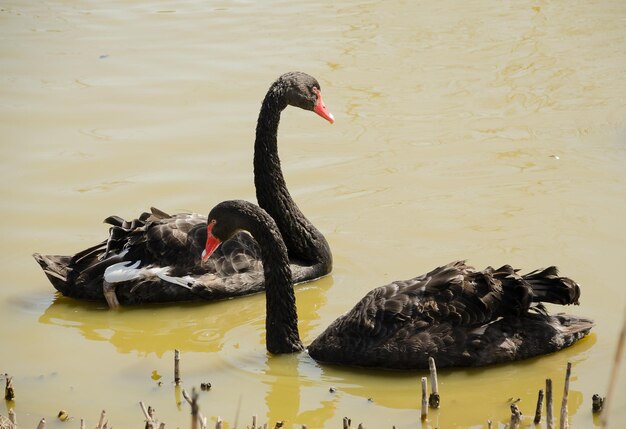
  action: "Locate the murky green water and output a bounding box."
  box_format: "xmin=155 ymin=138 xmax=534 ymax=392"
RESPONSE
xmin=1 ymin=1 xmax=625 ymax=427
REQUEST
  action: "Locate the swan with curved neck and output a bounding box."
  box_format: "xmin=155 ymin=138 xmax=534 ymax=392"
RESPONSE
xmin=33 ymin=72 xmax=333 ymax=305
xmin=203 ymin=200 xmax=593 ymax=369
xmin=254 ymin=72 xmax=333 ymax=281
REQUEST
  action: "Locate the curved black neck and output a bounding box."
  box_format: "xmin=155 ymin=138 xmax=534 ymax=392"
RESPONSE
xmin=253 ymin=88 xmax=332 ymax=278
xmin=244 ymin=206 xmax=304 ymax=354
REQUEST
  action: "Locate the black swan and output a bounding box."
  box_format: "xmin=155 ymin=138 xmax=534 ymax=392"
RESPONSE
xmin=202 ymin=200 xmax=593 ymax=369
xmin=33 ymin=72 xmax=334 ymax=306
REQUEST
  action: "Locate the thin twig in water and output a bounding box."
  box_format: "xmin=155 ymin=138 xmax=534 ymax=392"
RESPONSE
xmin=97 ymin=410 xmax=107 ymax=429
xmin=420 ymin=377 xmax=428 ymax=421
xmin=559 ymin=362 xmax=572 ymax=429
xmin=182 ymin=388 xmax=207 ymax=429
xmin=546 ymin=378 xmax=554 ymax=429
xmin=601 ymin=305 xmax=626 ymax=428
xmin=534 ymin=389 xmax=544 ymax=424
xmin=140 ymin=402 xmax=154 ymax=423
xmin=510 ymin=403 xmax=522 ymax=429
xmin=428 ymin=357 xmax=440 ymax=408
xmin=174 ymin=349 xmax=181 ymax=386
xmin=4 ymin=374 xmax=14 ymax=401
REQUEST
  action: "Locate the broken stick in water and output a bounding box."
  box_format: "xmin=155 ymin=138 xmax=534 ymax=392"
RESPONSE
xmin=420 ymin=377 xmax=428 ymax=421
xmin=534 ymin=389 xmax=544 ymax=424
xmin=182 ymin=387 xmax=207 ymax=429
xmin=97 ymin=410 xmax=107 ymax=429
xmin=190 ymin=389 xmax=199 ymax=429
xmin=140 ymin=401 xmax=152 ymax=421
xmin=4 ymin=374 xmax=14 ymax=401
xmin=428 ymin=357 xmax=440 ymax=408
xmin=510 ymin=403 xmax=522 ymax=429
xmin=601 ymin=306 xmax=626 ymax=428
xmin=546 ymin=378 xmax=554 ymax=429
xmin=592 ymin=394 xmax=605 ymax=414
xmin=174 ymin=349 xmax=181 ymax=385
xmin=559 ymin=362 xmax=572 ymax=429
xmin=140 ymin=401 xmax=161 ymax=428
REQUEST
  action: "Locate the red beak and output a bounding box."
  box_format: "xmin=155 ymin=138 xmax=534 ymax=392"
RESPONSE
xmin=313 ymin=89 xmax=335 ymax=124
xmin=202 ymin=223 xmax=222 ymax=262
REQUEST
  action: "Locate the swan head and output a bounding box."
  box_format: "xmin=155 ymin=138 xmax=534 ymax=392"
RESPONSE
xmin=202 ymin=200 xmax=275 ymax=262
xmin=276 ymin=72 xmax=334 ymax=124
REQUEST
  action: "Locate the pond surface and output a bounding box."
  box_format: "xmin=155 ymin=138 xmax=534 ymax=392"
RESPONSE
xmin=1 ymin=1 xmax=625 ymax=427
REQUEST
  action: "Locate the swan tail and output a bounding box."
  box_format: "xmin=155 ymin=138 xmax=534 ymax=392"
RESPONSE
xmin=33 ymin=253 xmax=72 ymax=293
xmin=553 ymin=313 xmax=594 ymax=339
xmin=523 ymin=312 xmax=594 ymax=356
xmin=33 ymin=238 xmax=111 ymax=298
xmin=522 ymin=266 xmax=581 ymax=306
xmin=472 ymin=312 xmax=594 ymax=366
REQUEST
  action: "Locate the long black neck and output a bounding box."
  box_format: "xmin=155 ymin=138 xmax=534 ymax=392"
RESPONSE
xmin=243 ymin=205 xmax=305 ymax=354
xmin=253 ymin=87 xmax=332 ymax=279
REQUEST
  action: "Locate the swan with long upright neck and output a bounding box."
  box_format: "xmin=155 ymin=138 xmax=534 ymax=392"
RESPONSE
xmin=203 ymin=200 xmax=593 ymax=369
xmin=33 ymin=72 xmax=333 ymax=306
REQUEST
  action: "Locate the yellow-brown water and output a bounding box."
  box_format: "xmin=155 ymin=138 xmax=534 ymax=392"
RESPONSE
xmin=1 ymin=1 xmax=625 ymax=427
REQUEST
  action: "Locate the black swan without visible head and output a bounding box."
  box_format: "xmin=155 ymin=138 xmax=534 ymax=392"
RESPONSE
xmin=203 ymin=200 xmax=593 ymax=369
xmin=33 ymin=72 xmax=334 ymax=306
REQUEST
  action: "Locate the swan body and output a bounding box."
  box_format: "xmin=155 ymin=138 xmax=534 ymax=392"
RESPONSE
xmin=204 ymin=200 xmax=593 ymax=369
xmin=34 ymin=72 xmax=334 ymax=305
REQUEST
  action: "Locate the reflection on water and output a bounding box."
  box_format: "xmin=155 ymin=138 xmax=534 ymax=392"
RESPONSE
xmin=36 ymin=272 xmax=597 ymax=428
xmin=304 ymin=335 xmax=596 ymax=427
xmin=251 ymin=333 xmax=596 ymax=428
xmin=38 ymin=278 xmax=332 ymax=357
xmin=262 ymin=354 xmax=338 ymax=428
xmin=39 ymin=296 xmax=259 ymax=355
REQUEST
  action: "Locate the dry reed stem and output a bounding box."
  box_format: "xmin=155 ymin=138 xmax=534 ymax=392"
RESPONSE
xmin=559 ymin=362 xmax=572 ymax=429
xmin=4 ymin=375 xmax=14 ymax=401
xmin=96 ymin=410 xmax=107 ymax=429
xmin=534 ymin=389 xmax=544 ymax=424
xmin=174 ymin=349 xmax=181 ymax=385
xmin=601 ymin=306 xmax=626 ymax=428
xmin=546 ymin=378 xmax=554 ymax=429
xmin=140 ymin=402 xmax=154 ymax=423
xmin=428 ymin=357 xmax=440 ymax=408
xmin=420 ymin=377 xmax=428 ymax=421
xmin=510 ymin=403 xmax=522 ymax=429
xmin=182 ymin=388 xmax=207 ymax=429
